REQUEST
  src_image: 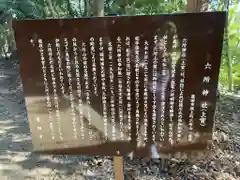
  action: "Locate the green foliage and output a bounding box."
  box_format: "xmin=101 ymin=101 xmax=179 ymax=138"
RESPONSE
xmin=0 ymin=0 xmax=239 ymax=92
xmin=218 ymin=1 xmax=240 ymax=92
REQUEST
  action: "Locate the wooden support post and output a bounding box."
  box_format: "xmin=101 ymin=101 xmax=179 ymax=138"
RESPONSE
xmin=114 ymin=156 xmax=125 ymax=180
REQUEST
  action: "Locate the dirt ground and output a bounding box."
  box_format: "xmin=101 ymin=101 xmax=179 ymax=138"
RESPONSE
xmin=0 ymin=58 xmax=240 ymax=180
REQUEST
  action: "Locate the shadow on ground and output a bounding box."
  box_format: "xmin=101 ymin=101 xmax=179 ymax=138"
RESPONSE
xmin=0 ymin=58 xmax=114 ymax=180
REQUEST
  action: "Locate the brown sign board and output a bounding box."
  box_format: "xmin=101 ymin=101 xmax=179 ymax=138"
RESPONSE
xmin=13 ymin=12 xmax=226 ymax=158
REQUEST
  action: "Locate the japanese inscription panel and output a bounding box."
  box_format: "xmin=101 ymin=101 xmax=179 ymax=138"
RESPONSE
xmin=13 ymin=12 xmax=226 ymax=157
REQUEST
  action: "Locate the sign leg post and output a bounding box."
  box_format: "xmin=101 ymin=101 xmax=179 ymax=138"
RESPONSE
xmin=114 ymin=156 xmax=124 ymax=180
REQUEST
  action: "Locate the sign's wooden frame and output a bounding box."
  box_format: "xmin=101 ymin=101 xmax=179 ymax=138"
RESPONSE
xmin=13 ymin=1 xmax=220 ymax=179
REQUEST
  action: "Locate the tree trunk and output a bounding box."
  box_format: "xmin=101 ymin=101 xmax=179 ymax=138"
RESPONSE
xmin=187 ymin=0 xmax=209 ymax=12
xmin=67 ymin=0 xmax=75 ymax=17
xmin=91 ymin=0 xmax=105 ymax=17
xmin=84 ymin=0 xmax=90 ymax=17
xmin=79 ymin=0 xmax=83 ymax=16
xmin=45 ymin=0 xmax=59 ymax=18
xmin=2 ymin=46 xmax=8 ymax=57
xmin=7 ymin=19 xmax=16 ymax=53
xmin=224 ymin=0 xmax=233 ymax=91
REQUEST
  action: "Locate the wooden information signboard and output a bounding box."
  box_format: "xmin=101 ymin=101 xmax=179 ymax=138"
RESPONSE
xmin=13 ymin=12 xmax=226 ymax=160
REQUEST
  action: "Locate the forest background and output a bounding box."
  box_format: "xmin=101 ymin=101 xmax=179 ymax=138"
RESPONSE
xmin=0 ymin=0 xmax=239 ymax=93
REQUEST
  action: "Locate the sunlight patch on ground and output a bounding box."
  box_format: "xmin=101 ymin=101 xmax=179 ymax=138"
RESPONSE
xmin=0 ymin=74 xmax=7 ymax=79
xmin=0 ymin=125 xmax=19 ymax=131
xmin=11 ymin=154 xmax=29 ymax=162
xmin=11 ymin=134 xmax=31 ymax=141
xmin=0 ymin=119 xmax=15 ymax=125
xmin=27 ymin=167 xmax=53 ymax=176
xmin=0 ymin=129 xmax=7 ymax=134
xmin=0 ymin=164 xmax=22 ymax=171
